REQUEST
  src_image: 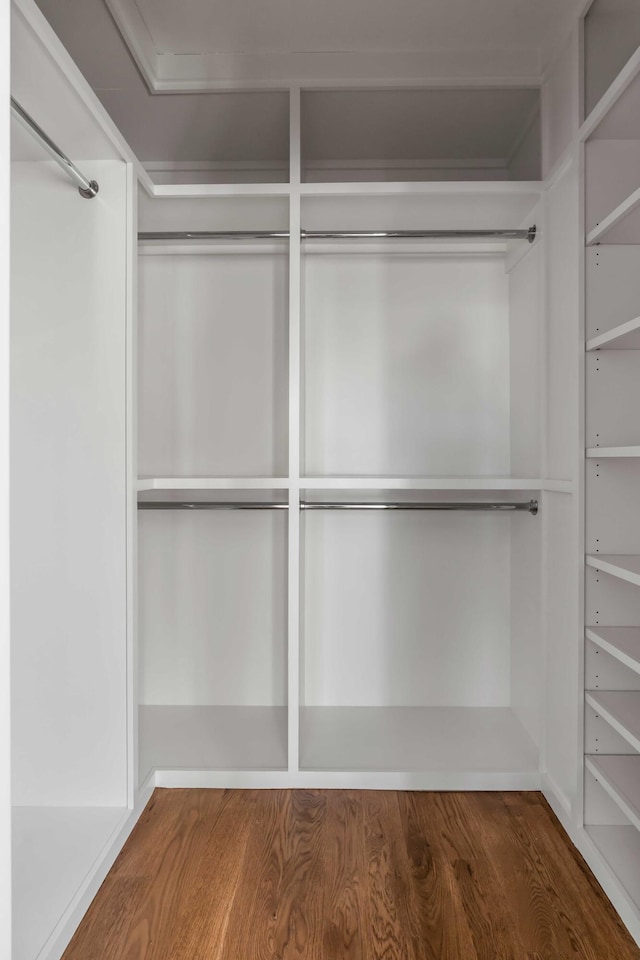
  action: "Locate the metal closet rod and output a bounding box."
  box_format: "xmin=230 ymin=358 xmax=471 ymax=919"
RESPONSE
xmin=138 ymin=226 xmax=537 ymax=243
xmin=138 ymin=500 xmax=539 ymax=514
xmin=10 ymin=97 xmax=99 ymax=199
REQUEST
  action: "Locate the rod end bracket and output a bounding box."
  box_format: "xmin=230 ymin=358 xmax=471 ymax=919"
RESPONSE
xmin=79 ymin=180 xmax=99 ymax=199
xmin=527 ymin=225 xmax=537 ymax=244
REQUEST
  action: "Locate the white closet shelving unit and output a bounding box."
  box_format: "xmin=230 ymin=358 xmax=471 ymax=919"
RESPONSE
xmin=133 ymin=79 xmax=554 ymax=791
xmin=11 ymin=0 xmax=640 ymax=956
xmin=582 ymin=0 xmax=640 ymax=936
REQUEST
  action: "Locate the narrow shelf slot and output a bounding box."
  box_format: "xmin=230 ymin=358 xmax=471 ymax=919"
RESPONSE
xmin=586 ymin=755 xmax=640 ymax=834
xmin=586 ymin=317 xmax=640 ymax=351
xmin=586 ymin=447 xmax=640 ymax=458
xmin=587 ymin=628 xmax=640 ymax=675
xmin=586 ymin=555 xmax=640 ymax=587
xmin=586 ymin=691 xmax=640 ymax=753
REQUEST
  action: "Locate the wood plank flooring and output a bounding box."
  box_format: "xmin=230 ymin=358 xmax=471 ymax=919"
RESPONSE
xmin=62 ymin=789 xmax=640 ymax=960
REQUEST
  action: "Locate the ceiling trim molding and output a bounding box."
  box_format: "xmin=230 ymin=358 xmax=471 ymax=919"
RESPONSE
xmin=104 ymin=0 xmax=159 ymax=89
xmin=105 ymin=0 xmax=544 ymax=91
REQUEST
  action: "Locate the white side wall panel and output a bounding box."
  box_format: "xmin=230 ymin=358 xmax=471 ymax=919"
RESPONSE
xmin=11 ymin=160 xmax=129 ymax=806
xmin=508 ymin=245 xmax=541 ymax=477
xmin=546 ymin=160 xmax=580 ymax=480
xmin=544 ymin=492 xmax=579 ymax=809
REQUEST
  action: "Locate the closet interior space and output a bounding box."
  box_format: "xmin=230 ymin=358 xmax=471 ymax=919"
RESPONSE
xmin=134 ymin=78 xmax=550 ymax=788
xmin=10 ymin=0 xmax=640 ymax=956
xmin=583 ymin=4 xmax=640 ymax=916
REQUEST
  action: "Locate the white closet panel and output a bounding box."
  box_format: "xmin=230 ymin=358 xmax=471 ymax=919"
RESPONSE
xmin=11 ymin=160 xmax=128 ymax=807
xmin=139 ymin=510 xmax=287 ymax=705
xmin=303 ymin=254 xmax=510 ymax=477
xmin=544 ymin=492 xmax=579 ymax=808
xmin=303 ymin=511 xmax=511 ymax=707
xmin=138 ymin=252 xmax=288 ymax=477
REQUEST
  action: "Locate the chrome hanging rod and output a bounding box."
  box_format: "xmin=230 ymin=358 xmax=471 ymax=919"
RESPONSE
xmin=138 ymin=501 xmax=289 ymax=510
xmin=10 ymin=97 xmax=99 ymax=199
xmin=138 ymin=226 xmax=537 ymax=243
xmin=138 ymin=500 xmax=538 ymax=514
xmin=301 ymin=500 xmax=538 ymax=514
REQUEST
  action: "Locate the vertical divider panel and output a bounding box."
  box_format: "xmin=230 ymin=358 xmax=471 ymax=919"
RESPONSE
xmin=126 ymin=162 xmax=138 ymax=805
xmin=288 ymin=88 xmax=302 ymax=773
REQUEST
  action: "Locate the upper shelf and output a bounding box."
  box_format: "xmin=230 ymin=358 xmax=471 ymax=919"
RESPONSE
xmin=301 ymin=89 xmax=541 ymax=184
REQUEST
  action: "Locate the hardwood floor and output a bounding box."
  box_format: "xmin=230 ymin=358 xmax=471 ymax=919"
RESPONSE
xmin=62 ymin=789 xmax=640 ymax=960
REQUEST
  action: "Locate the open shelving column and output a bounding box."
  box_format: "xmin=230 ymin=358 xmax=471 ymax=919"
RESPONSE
xmin=582 ymin=12 xmax=640 ymax=928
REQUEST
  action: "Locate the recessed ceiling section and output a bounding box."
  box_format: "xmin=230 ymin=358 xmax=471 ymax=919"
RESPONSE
xmin=103 ymin=0 xmax=582 ymax=90
xmin=302 ymin=89 xmax=541 ymax=182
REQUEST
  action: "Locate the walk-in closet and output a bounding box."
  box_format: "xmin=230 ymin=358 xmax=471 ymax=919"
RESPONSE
xmin=7 ymin=0 xmax=640 ymax=957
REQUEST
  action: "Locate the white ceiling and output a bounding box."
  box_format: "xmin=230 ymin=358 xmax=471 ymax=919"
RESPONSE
xmin=133 ymin=0 xmax=579 ymax=59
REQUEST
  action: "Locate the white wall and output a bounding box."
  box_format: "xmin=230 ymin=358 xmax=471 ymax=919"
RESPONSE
xmin=303 ymin=253 xmax=510 ymax=477
xmin=138 ymin=252 xmax=288 ymax=478
xmin=1 ymin=0 xmax=11 ymax=944
xmin=138 ymin=510 xmax=288 ymax=705
xmin=11 ymin=160 xmax=130 ymax=806
xmin=303 ymin=510 xmax=512 ymax=707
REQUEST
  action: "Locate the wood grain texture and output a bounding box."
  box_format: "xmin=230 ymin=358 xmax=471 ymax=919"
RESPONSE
xmin=62 ymin=790 xmax=640 ymax=960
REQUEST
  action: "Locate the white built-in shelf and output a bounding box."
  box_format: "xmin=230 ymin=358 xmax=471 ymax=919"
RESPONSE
xmin=301 ymin=477 xmax=572 ymax=492
xmin=586 ymin=447 xmax=640 ymax=458
xmin=12 ymin=805 xmax=128 ymax=960
xmin=139 ymin=706 xmax=288 ymax=781
xmin=299 ymin=706 xmax=538 ymax=777
xmin=586 ymin=555 xmax=640 ymax=587
xmin=581 ymin=46 xmax=640 ymax=142
xmin=586 ymin=755 xmax=640 ymax=834
xmin=586 ymin=825 xmax=640 ymax=911
xmin=585 ymin=691 xmax=640 ymax=753
xmin=586 ymin=186 xmax=640 ymax=246
xmin=298 ymin=181 xmax=543 ymax=198
xmin=150 ymin=183 xmax=291 ymax=199
xmin=587 ymin=317 xmax=640 ymax=351
xmin=587 ymin=628 xmax=640 ymax=675
xmin=138 ymin=477 xmax=290 ymax=491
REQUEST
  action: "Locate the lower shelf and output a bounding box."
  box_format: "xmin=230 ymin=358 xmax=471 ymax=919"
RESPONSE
xmin=12 ymin=805 xmax=128 ymax=960
xmin=299 ymin=706 xmax=538 ymax=774
xmin=139 ymin=705 xmax=288 ymax=781
xmin=587 ymin=824 xmax=640 ymax=913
